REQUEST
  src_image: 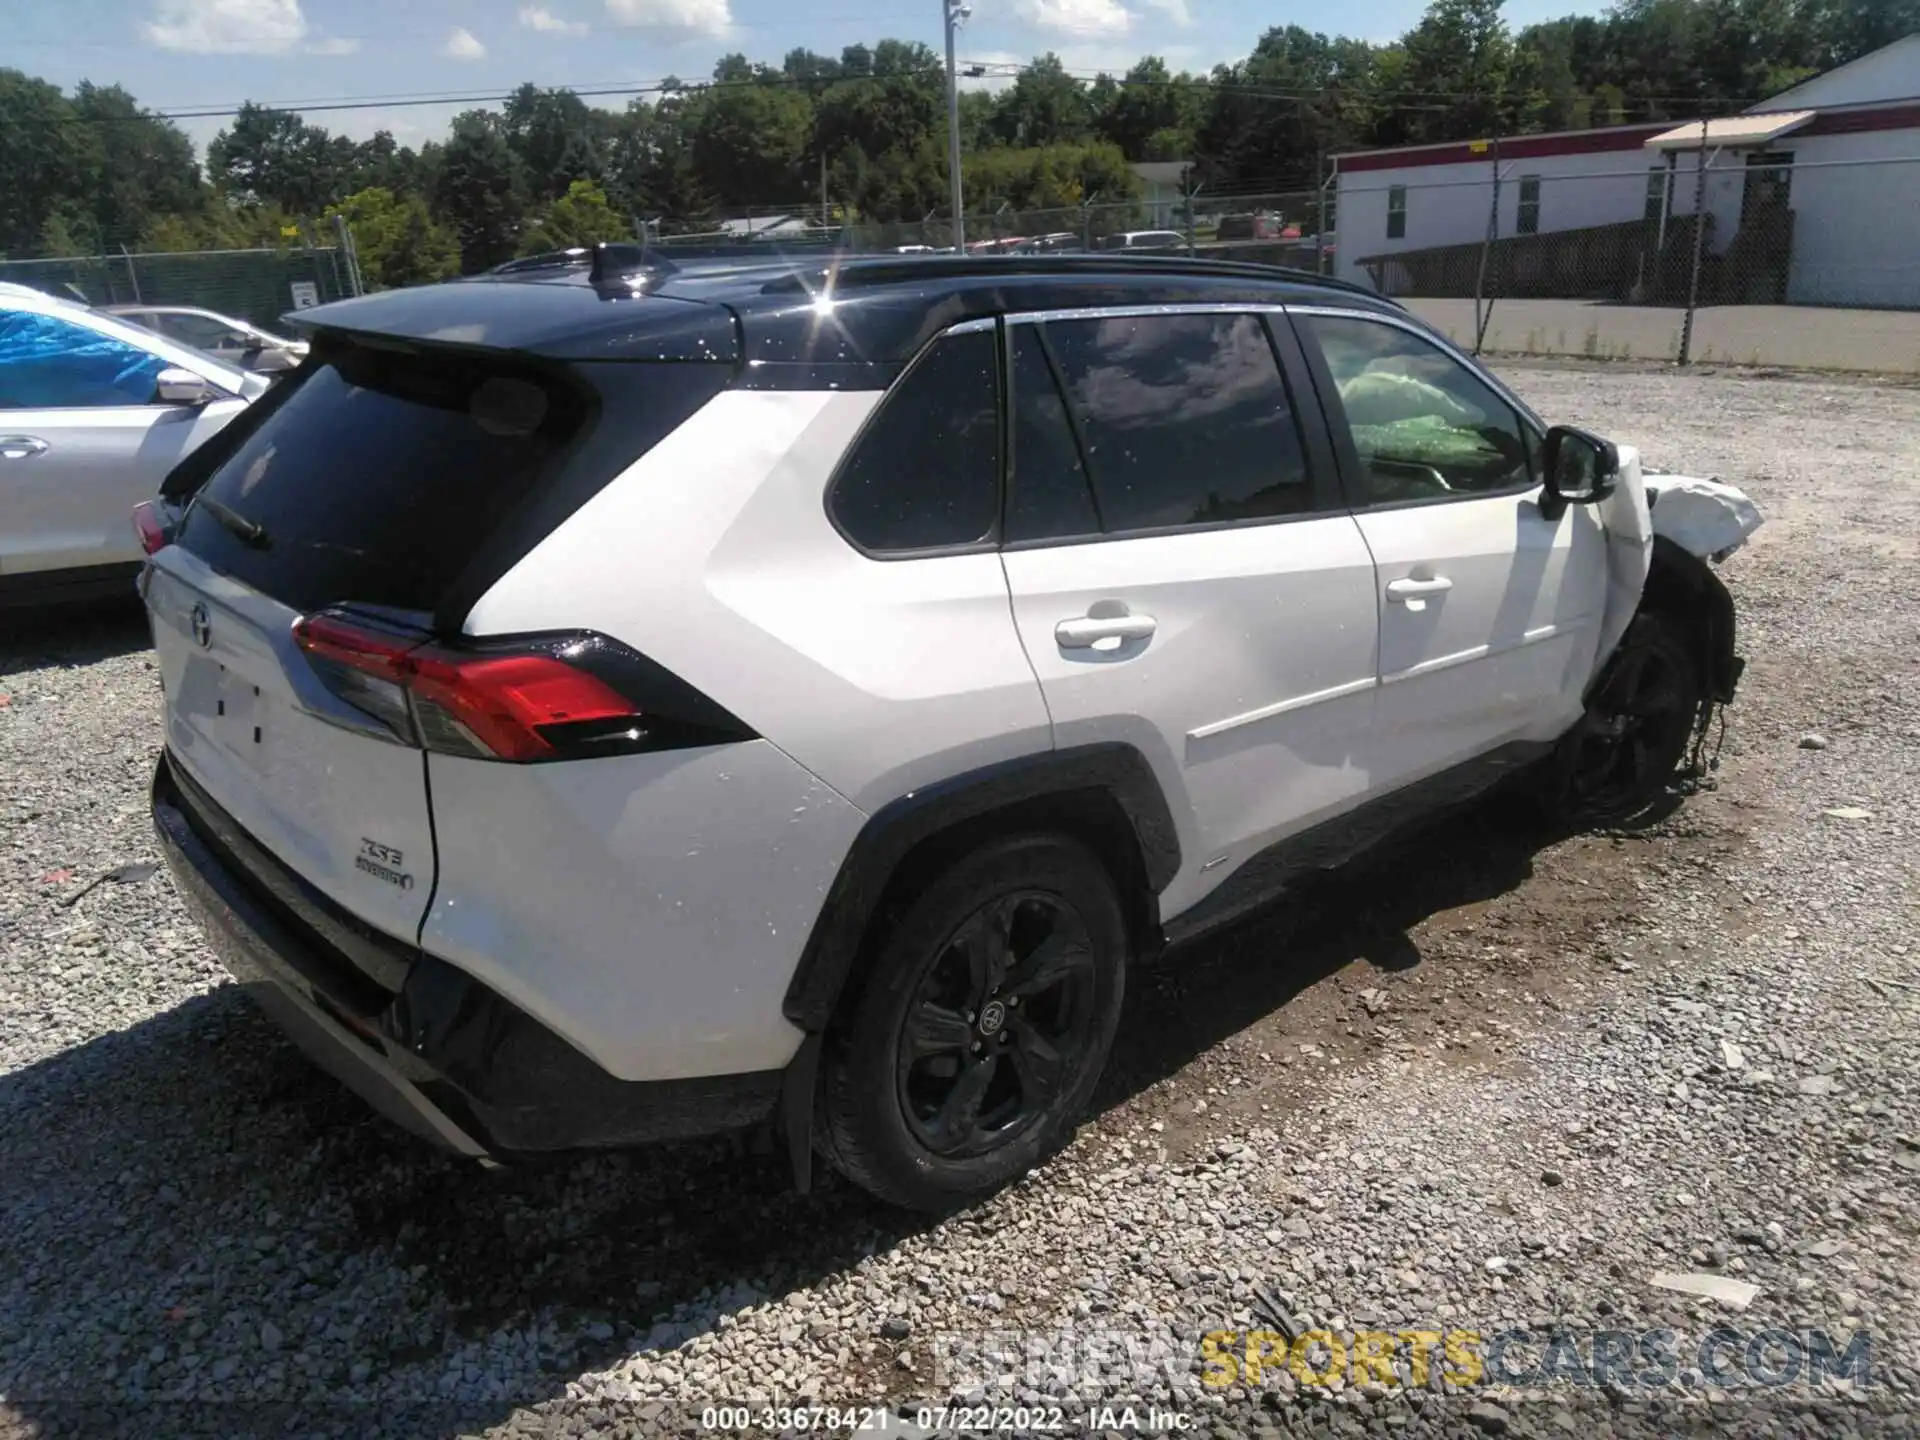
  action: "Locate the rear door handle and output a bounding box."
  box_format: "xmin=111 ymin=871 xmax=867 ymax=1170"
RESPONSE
xmin=1055 ymin=613 xmax=1158 ymax=648
xmin=1386 ymin=576 xmax=1453 ymax=602
xmin=0 ymin=436 xmax=50 ymax=460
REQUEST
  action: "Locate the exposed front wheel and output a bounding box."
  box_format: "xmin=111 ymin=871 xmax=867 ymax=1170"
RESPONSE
xmin=1542 ymin=612 xmax=1704 ymax=828
xmin=818 ymin=834 xmax=1127 ymax=1212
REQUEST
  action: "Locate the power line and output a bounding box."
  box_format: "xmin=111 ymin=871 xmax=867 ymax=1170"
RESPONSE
xmin=17 ymin=53 xmax=1773 ymax=132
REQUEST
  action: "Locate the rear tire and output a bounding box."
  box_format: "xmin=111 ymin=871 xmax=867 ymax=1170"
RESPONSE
xmin=1539 ymin=612 xmax=1703 ymax=828
xmin=817 ymin=834 xmax=1127 ymax=1213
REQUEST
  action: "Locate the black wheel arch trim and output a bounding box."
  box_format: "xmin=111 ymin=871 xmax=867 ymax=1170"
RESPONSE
xmin=781 ymin=742 xmax=1179 ymax=1036
xmin=1636 ymin=536 xmax=1742 ymax=704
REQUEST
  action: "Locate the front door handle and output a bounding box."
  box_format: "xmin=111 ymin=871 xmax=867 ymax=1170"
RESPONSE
xmin=1055 ymin=613 xmax=1158 ymax=648
xmin=1386 ymin=575 xmax=1453 ymax=602
xmin=0 ymin=436 xmax=50 ymax=460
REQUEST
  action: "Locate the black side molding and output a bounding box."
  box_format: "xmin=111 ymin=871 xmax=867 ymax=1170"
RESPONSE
xmin=1161 ymin=738 xmax=1552 ymax=949
xmin=781 ymin=742 xmax=1180 ymax=1033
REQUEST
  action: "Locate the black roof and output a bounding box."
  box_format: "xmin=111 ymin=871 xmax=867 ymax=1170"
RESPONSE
xmin=287 ymin=249 xmax=1407 ymax=374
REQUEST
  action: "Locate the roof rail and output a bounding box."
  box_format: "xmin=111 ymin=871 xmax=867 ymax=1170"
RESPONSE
xmin=482 ymin=242 xmax=679 ymax=286
xmin=757 ymin=251 xmax=1394 ymax=305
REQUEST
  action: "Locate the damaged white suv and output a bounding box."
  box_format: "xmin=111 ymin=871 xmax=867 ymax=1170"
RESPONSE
xmin=143 ymin=248 xmax=1760 ymax=1211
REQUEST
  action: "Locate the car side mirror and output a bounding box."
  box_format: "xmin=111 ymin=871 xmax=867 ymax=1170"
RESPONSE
xmin=154 ymin=367 xmax=219 ymax=407
xmin=1541 ymin=425 xmax=1619 ymax=520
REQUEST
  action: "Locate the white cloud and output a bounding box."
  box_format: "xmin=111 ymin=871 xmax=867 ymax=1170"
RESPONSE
xmin=960 ymin=39 xmax=1196 ymax=89
xmin=306 ymin=36 xmax=361 ymax=55
xmin=443 ymin=26 xmax=486 ymax=59
xmin=520 ymin=5 xmax=589 ymax=35
xmin=604 ymin=0 xmax=732 ymax=40
xmin=1140 ymin=0 xmax=1193 ymax=26
xmin=144 ymin=0 xmax=308 ymax=54
xmin=1012 ymin=0 xmax=1131 ymax=37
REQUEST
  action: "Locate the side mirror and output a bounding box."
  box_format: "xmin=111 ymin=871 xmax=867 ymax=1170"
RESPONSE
xmin=1540 ymin=425 xmax=1619 ymax=519
xmin=154 ymin=367 xmax=219 ymax=407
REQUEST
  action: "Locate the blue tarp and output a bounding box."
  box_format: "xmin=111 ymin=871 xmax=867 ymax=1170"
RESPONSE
xmin=0 ymin=310 xmax=166 ymax=409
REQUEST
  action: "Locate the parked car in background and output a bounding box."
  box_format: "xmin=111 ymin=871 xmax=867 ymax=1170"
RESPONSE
xmin=1101 ymin=229 xmax=1188 ymax=253
xmin=1019 ymin=232 xmax=1084 ymax=254
xmin=1215 ymin=212 xmax=1287 ymax=241
xmin=1 ymin=283 xmax=266 ymax=606
xmin=143 ymin=246 xmax=1757 ymax=1213
xmin=105 ymin=305 xmax=309 ymax=375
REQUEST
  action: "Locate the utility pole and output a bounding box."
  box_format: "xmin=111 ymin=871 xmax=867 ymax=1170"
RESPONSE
xmin=943 ymin=0 xmax=971 ymax=250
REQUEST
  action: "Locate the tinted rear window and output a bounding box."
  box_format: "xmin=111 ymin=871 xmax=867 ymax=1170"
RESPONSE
xmin=177 ymin=339 xmax=725 ymax=615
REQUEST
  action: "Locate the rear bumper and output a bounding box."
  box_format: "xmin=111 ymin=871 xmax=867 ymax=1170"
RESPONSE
xmin=151 ymin=750 xmax=783 ymax=1160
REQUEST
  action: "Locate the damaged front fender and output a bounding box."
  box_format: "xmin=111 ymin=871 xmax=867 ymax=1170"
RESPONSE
xmin=1593 ymin=449 xmax=1763 ymax=679
xmin=1644 ymin=471 xmax=1765 ymax=562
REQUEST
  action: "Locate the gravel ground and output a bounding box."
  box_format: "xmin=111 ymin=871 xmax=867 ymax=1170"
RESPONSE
xmin=2 ymin=364 xmax=1916 ymax=1439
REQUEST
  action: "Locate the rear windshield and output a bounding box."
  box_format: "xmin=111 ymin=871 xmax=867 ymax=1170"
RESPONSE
xmin=177 ymin=338 xmax=726 ymax=616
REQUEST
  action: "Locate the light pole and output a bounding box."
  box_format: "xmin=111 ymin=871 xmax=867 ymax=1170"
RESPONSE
xmin=943 ymin=0 xmax=970 ymax=250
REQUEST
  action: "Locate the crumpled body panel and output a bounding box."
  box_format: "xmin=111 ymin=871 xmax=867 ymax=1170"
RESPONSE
xmin=1593 ymin=455 xmax=1763 ymax=678
xmin=1644 ymin=472 xmax=1766 ymax=561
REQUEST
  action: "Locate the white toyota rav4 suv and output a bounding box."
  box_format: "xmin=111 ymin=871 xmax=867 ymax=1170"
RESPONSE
xmin=145 ymin=248 xmax=1759 ymax=1211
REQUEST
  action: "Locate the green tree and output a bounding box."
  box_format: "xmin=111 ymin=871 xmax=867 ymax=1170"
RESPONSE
xmin=607 ymin=88 xmax=714 ymax=224
xmin=1097 ymin=58 xmax=1202 ymax=160
xmin=328 ymin=187 xmax=460 ymax=288
xmin=990 ymin=54 xmax=1095 ymax=147
xmin=207 ymin=102 xmax=344 ymax=213
xmin=0 ymin=70 xmax=87 ymax=256
xmin=69 ymin=83 xmax=204 ymax=250
xmin=688 ymin=78 xmax=815 ymax=208
xmin=518 ymin=179 xmax=631 ymax=254
xmin=503 ymin=84 xmax=608 ymax=203
xmin=433 ymin=111 xmax=527 ymax=271
xmin=1394 ymin=0 xmax=1515 ymax=143
xmin=345 ymin=131 xmax=424 ymax=198
xmin=963 ymin=142 xmax=1142 ymax=212
xmin=1194 ymin=29 xmax=1378 ymax=190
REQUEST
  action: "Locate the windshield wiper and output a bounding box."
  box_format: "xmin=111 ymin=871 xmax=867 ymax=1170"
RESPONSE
xmin=195 ymin=494 xmax=270 ymax=549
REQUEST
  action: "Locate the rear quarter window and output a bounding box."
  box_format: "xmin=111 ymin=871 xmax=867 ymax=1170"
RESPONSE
xmin=827 ymin=326 xmax=1000 ymax=554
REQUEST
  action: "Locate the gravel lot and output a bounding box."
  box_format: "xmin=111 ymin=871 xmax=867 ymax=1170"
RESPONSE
xmin=2 ymin=364 xmax=1917 ymax=1439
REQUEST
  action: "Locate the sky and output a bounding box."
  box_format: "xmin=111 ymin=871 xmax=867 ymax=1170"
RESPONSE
xmin=16 ymin=0 xmax=1607 ymax=155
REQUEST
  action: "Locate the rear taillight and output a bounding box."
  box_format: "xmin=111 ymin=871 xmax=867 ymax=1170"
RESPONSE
xmin=132 ymin=501 xmax=169 ymax=556
xmin=292 ymin=610 xmax=748 ymax=762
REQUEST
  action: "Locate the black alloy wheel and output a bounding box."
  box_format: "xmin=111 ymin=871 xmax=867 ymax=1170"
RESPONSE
xmin=817 ymin=833 xmax=1127 ymax=1212
xmin=1553 ymin=614 xmax=1702 ymax=826
xmin=896 ymin=891 xmax=1098 ymax=1159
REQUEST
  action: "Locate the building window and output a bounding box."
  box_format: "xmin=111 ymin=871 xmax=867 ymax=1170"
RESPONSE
xmin=1516 ymin=175 xmax=1541 ymax=235
xmin=1744 ymin=150 xmax=1794 ymax=216
xmin=1386 ymin=185 xmax=1407 ymax=240
xmin=1645 ymin=167 xmax=1669 ymax=226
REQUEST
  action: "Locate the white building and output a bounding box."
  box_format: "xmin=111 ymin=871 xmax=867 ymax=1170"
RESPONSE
xmin=1332 ymin=33 xmax=1920 ymax=308
xmin=1130 ymin=162 xmax=1191 ymax=228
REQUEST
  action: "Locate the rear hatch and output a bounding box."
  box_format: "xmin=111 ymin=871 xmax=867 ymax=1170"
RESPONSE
xmin=149 ymin=292 xmax=736 ymax=947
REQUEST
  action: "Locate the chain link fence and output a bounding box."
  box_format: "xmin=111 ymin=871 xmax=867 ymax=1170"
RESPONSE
xmin=644 ymin=192 xmax=1335 ymax=271
xmin=1336 ymin=149 xmax=1920 ymax=375
xmin=0 ymin=240 xmax=358 ymax=334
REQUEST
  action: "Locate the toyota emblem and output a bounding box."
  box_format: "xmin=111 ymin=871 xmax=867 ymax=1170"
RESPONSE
xmin=190 ymin=602 xmax=212 ymax=649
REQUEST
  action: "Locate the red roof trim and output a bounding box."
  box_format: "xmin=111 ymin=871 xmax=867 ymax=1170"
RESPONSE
xmin=1337 ymin=99 xmax=1920 ymax=173
xmin=1799 ymin=101 xmax=1920 ymax=136
xmin=1338 ymin=124 xmax=1668 ymax=173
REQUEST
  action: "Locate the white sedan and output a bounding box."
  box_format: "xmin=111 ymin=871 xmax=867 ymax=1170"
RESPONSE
xmin=0 ymin=283 xmax=267 ymax=607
